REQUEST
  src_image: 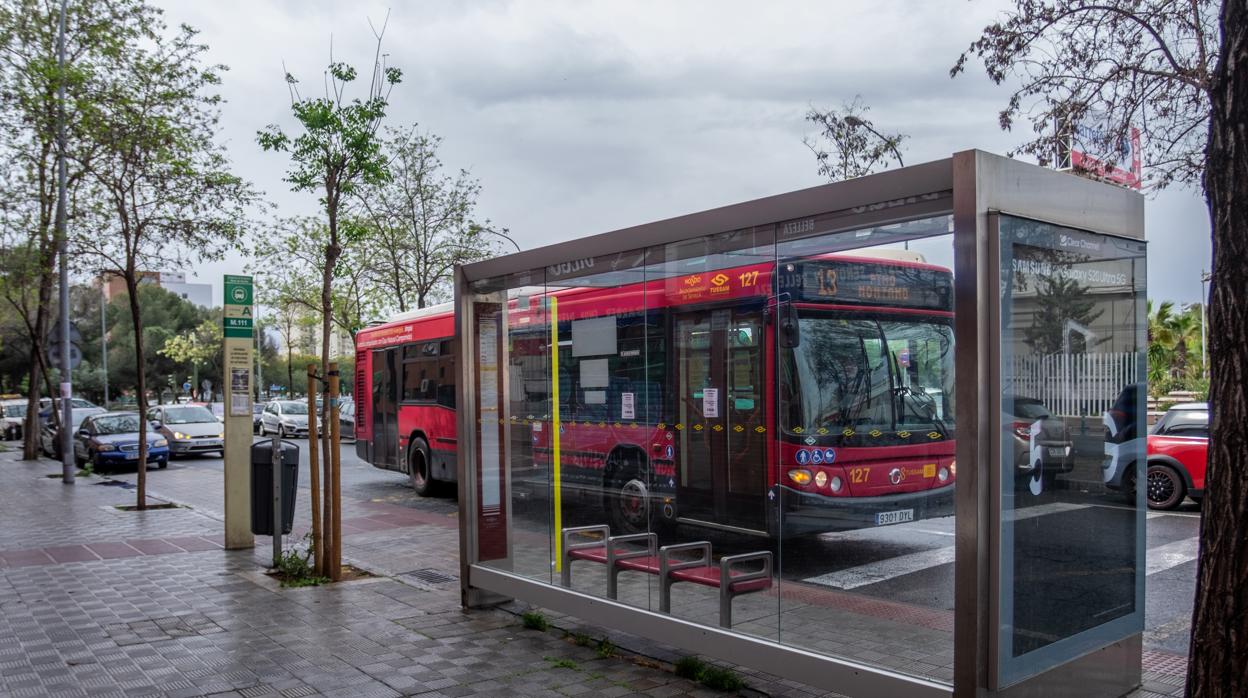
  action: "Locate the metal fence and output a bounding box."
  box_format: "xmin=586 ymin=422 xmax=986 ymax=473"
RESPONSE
xmin=1005 ymin=351 xmax=1139 ymax=418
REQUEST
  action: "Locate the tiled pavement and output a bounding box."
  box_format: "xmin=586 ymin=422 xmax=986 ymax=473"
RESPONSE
xmin=0 ymin=447 xmax=1185 ymax=696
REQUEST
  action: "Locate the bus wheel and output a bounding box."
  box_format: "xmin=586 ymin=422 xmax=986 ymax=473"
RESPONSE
xmin=408 ymin=437 xmax=433 ymax=497
xmin=606 ymin=457 xmax=650 ymax=535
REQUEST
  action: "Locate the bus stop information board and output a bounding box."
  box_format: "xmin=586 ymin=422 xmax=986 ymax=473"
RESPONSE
xmin=223 ymin=274 xmax=254 ymax=549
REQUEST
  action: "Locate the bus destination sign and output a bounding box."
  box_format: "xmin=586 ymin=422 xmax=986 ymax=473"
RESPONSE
xmin=783 ymin=260 xmax=952 ymax=311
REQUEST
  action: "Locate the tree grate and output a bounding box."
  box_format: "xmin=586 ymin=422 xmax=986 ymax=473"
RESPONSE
xmin=402 ymin=568 xmax=457 ymax=585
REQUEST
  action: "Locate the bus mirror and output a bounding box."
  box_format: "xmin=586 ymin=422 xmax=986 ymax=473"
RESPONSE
xmin=779 ymin=302 xmax=801 ymax=349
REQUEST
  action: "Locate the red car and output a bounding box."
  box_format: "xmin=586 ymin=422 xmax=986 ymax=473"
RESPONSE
xmin=1144 ymin=403 xmax=1208 ymax=510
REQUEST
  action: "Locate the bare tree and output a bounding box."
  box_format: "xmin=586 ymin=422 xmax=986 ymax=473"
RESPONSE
xmin=357 ymin=126 xmax=516 ymax=311
xmin=803 ymin=96 xmax=907 ymax=181
xmin=953 ymin=2 xmax=1247 ymax=695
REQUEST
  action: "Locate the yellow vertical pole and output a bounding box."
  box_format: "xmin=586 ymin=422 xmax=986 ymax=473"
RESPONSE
xmin=550 ymin=296 xmax=562 ymax=571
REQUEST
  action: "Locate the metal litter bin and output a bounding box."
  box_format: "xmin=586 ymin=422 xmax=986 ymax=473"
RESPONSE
xmin=250 ymin=440 xmax=299 ymax=535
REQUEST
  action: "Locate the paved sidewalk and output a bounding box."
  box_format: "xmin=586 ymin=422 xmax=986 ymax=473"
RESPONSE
xmin=0 ymin=447 xmax=1183 ymax=697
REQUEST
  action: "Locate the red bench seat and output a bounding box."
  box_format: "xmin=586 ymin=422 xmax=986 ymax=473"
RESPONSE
xmin=670 ymin=565 xmax=773 ymax=594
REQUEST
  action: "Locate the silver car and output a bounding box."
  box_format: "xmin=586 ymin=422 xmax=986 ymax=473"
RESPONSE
xmin=260 ymin=400 xmax=309 ymax=438
xmin=147 ymin=404 xmax=225 ymax=457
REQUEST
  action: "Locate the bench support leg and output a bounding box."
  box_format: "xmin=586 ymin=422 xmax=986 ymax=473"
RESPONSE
xmin=560 ymin=558 xmax=571 ymax=588
xmin=660 ymin=577 xmax=673 ymax=614
xmin=719 ymin=588 xmax=732 ymax=628
xmin=607 ymin=567 xmax=619 ymax=599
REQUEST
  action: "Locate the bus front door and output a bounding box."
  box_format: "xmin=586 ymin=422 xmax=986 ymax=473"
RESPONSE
xmin=674 ymin=307 xmax=767 ymax=534
xmin=371 ymin=347 xmax=399 ymax=469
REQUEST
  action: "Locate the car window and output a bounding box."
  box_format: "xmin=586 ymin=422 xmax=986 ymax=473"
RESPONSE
xmin=92 ymin=414 xmax=143 ymax=435
xmin=1164 ymin=423 xmax=1209 ymax=438
xmin=1009 ymin=399 xmax=1051 ymax=420
xmin=159 ymin=405 xmax=217 ymax=424
xmin=277 ymin=401 xmax=307 ymax=415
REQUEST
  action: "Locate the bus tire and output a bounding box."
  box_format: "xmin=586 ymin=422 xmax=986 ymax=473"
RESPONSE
xmin=605 ymin=451 xmax=651 ymax=535
xmin=408 ymin=436 xmax=434 ymax=497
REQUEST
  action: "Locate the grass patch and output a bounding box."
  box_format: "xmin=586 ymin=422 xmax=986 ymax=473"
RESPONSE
xmin=595 ymin=638 xmax=615 ymax=658
xmin=674 ymin=656 xmax=745 ymax=692
xmin=545 ymin=656 xmax=579 ymax=670
xmin=699 ymin=665 xmax=746 ymax=692
xmin=521 ymin=610 xmax=549 ymax=631
xmin=566 ymin=632 xmax=594 ymax=647
xmin=674 ymin=655 xmax=706 ymax=680
xmin=269 ymin=539 xmax=329 ymax=588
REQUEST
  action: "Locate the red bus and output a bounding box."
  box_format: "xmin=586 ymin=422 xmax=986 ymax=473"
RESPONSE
xmin=355 ymin=252 xmax=956 ymax=537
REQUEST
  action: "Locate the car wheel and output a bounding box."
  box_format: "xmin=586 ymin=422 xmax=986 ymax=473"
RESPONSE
xmin=278 ymin=424 xmax=287 ymax=439
xmin=408 ymin=436 xmax=433 ymax=496
xmin=1146 ymin=463 xmax=1186 ymax=510
xmin=158 ymin=458 xmax=168 ymax=469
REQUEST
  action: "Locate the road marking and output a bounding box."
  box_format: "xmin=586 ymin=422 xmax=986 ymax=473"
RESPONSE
xmin=804 ymin=546 xmax=956 ymax=589
xmin=803 ymin=507 xmax=1199 ymax=590
xmin=1146 ymin=537 xmax=1200 ymax=576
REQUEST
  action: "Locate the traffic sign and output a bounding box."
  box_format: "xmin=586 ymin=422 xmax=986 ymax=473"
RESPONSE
xmin=47 ymin=343 xmax=82 ymax=371
xmin=223 ymin=275 xmax=254 ymax=339
xmin=183 ymin=381 xmax=192 ymax=391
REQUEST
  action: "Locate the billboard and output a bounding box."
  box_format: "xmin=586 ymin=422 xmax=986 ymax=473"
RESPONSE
xmin=1058 ymin=119 xmax=1142 ymax=190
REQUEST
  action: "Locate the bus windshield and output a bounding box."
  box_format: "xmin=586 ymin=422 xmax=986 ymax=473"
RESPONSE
xmin=782 ymin=314 xmax=954 ymax=437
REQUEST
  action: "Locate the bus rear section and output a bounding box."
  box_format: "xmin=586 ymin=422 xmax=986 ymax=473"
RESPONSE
xmin=354 ymin=305 xmax=458 ymax=494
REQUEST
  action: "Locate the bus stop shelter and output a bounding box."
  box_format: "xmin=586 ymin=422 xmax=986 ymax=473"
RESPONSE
xmin=453 ymin=150 xmax=1146 ymax=697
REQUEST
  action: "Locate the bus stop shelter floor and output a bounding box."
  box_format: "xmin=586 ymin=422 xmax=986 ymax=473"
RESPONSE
xmin=0 ymin=448 xmax=1183 ymax=697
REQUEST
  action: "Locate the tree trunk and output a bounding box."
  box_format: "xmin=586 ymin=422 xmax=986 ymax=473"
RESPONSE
xmin=126 ymin=275 xmax=149 ymax=511
xmin=1186 ymin=2 xmax=1248 ymax=696
xmin=321 ymin=200 xmax=343 ymax=578
xmin=22 ymin=265 xmax=56 ymax=460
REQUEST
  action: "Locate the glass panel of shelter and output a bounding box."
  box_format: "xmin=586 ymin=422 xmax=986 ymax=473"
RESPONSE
xmin=774 ymin=215 xmax=957 ymax=683
xmin=997 ymin=215 xmax=1146 ymax=686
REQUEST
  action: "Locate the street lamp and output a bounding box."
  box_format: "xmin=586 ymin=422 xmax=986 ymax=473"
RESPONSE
xmin=1201 ymin=270 xmax=1211 ymax=379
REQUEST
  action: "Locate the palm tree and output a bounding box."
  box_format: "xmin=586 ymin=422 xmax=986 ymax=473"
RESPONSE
xmin=1147 ymin=300 xmax=1176 ymax=386
xmin=1168 ymin=306 xmax=1202 ymax=380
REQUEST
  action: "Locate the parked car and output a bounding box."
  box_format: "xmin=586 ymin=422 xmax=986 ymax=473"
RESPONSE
xmin=338 ymin=396 xmax=355 ymax=442
xmin=1005 ymin=395 xmax=1074 ymax=490
xmin=72 ymin=411 xmax=169 ymax=471
xmin=1 ymin=398 xmax=27 ymax=440
xmin=1102 ymin=383 xmax=1145 ymax=496
xmin=146 ymin=404 xmax=224 ymax=458
xmin=260 ymin=400 xmax=309 ymax=438
xmin=1140 ymin=403 xmax=1209 ymax=510
xmin=38 ymin=397 xmax=99 ymax=426
xmin=253 ymin=403 xmax=265 ymax=434
xmin=40 ymin=406 xmax=107 ymax=459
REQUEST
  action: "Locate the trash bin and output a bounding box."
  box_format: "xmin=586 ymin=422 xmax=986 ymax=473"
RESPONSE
xmin=250 ymin=439 xmax=299 ymax=536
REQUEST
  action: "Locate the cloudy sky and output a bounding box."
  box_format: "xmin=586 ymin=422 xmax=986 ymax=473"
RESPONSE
xmin=162 ymin=0 xmax=1212 ymax=305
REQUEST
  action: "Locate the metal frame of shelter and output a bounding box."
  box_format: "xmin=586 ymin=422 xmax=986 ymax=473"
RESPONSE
xmin=453 ymin=150 xmax=1145 ymax=698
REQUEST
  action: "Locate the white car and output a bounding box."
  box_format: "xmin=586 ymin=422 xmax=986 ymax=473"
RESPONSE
xmin=260 ymin=400 xmax=309 ymax=438
xmin=1 ymin=399 xmax=27 ymax=440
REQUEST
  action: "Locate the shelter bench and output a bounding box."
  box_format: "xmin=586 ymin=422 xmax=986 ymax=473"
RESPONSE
xmin=559 ymin=525 xmax=773 ymax=628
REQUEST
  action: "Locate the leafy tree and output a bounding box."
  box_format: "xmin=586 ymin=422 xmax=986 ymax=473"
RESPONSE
xmin=75 ymin=13 xmax=255 ymax=509
xmin=158 ymin=318 xmax=223 ymax=400
xmin=1022 ymin=275 xmax=1103 ymax=355
xmin=0 ymin=0 xmax=149 ymax=458
xmin=954 ymin=1 xmax=1245 ymax=692
xmin=257 ymin=22 xmax=400 ymax=577
xmin=357 ymin=126 xmax=516 ymax=311
xmin=803 ymin=96 xmax=907 ymax=182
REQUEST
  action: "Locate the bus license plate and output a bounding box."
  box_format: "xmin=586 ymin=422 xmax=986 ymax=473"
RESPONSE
xmin=876 ymin=509 xmax=914 ymax=526
xmin=1047 ymin=447 xmax=1067 ymax=457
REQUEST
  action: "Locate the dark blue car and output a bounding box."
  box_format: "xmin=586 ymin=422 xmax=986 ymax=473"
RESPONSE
xmin=72 ymin=412 xmax=170 ymax=471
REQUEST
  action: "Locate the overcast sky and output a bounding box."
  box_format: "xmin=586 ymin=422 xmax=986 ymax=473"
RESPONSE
xmin=160 ymin=0 xmax=1212 ymax=306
